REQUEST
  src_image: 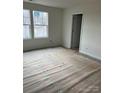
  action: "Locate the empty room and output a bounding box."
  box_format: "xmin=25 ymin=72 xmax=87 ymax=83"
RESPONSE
xmin=23 ymin=0 xmax=101 ymax=93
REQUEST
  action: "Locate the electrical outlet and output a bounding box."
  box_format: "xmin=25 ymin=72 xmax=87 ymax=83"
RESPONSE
xmin=49 ymin=39 xmax=53 ymax=42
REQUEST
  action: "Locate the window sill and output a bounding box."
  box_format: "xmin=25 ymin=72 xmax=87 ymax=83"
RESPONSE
xmin=23 ymin=38 xmax=32 ymax=40
xmin=33 ymin=37 xmax=48 ymax=39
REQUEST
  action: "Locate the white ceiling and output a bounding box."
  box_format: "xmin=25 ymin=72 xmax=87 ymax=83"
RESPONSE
xmin=24 ymin=0 xmax=98 ymax=8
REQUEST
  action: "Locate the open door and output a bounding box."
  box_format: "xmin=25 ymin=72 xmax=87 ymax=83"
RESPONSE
xmin=71 ymin=14 xmax=82 ymax=50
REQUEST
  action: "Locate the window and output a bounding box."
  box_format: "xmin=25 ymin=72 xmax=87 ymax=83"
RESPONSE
xmin=23 ymin=9 xmax=31 ymax=39
xmin=33 ymin=11 xmax=48 ymax=38
xmin=23 ymin=9 xmax=48 ymax=39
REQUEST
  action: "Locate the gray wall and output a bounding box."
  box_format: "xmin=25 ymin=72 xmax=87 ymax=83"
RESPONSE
xmin=23 ymin=2 xmax=63 ymax=51
xmin=62 ymin=0 xmax=101 ymax=60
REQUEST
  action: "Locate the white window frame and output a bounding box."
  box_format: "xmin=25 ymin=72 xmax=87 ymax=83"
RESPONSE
xmin=23 ymin=9 xmax=49 ymax=40
xmin=23 ymin=9 xmax=32 ymax=40
xmin=33 ymin=10 xmax=49 ymax=39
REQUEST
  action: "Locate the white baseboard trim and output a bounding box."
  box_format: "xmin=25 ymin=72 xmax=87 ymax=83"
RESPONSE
xmin=79 ymin=50 xmax=101 ymax=61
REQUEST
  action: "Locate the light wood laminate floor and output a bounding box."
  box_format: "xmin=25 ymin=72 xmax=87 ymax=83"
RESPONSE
xmin=23 ymin=47 xmax=101 ymax=93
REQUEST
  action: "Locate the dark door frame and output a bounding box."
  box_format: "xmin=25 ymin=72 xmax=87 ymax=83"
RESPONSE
xmin=71 ymin=14 xmax=83 ymax=49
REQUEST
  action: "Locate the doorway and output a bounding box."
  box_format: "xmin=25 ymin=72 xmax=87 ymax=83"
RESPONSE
xmin=71 ymin=14 xmax=82 ymax=50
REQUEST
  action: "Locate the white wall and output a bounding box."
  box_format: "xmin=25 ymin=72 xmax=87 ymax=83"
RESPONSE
xmin=23 ymin=2 xmax=63 ymax=51
xmin=62 ymin=0 xmax=101 ymax=60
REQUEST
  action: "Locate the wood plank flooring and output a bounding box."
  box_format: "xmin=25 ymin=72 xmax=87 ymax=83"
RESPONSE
xmin=23 ymin=47 xmax=101 ymax=93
